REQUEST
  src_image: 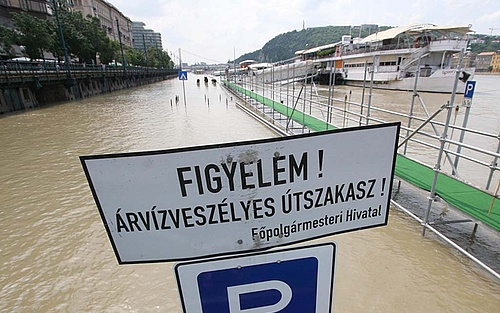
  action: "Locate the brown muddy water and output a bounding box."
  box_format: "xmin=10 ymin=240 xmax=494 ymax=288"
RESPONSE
xmin=1 ymin=75 xmax=498 ymax=312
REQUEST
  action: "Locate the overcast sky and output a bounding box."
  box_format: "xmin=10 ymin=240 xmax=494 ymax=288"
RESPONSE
xmin=109 ymin=0 xmax=500 ymax=65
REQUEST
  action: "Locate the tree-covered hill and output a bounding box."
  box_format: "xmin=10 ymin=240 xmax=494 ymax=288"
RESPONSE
xmin=470 ymin=35 xmax=500 ymax=53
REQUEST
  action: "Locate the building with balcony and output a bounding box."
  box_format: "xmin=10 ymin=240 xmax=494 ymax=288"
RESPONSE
xmin=0 ymin=0 xmax=52 ymax=58
xmin=0 ymin=0 xmax=51 ymax=28
xmin=131 ymin=21 xmax=162 ymax=52
xmin=71 ymin=0 xmax=132 ymax=47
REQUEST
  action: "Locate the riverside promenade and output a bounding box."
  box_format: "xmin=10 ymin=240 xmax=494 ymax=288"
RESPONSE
xmin=0 ymin=60 xmax=178 ymax=114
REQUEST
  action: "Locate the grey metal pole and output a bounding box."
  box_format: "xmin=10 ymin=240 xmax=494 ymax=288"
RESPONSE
xmin=116 ymin=18 xmax=127 ymax=69
xmin=116 ymin=18 xmax=129 ymax=89
xmin=286 ymin=63 xmax=290 ymax=132
xmin=422 ymin=49 xmax=465 ymax=236
xmin=404 ymin=57 xmax=422 ymax=155
xmin=366 ymin=56 xmax=376 ymax=126
xmin=331 ymin=61 xmax=336 ymax=124
xmin=52 ymin=0 xmax=79 ymax=99
xmin=52 ymin=0 xmax=71 ymax=75
xmin=452 ymin=97 xmax=473 ymax=175
xmin=142 ymin=34 xmax=148 ymax=65
xmin=309 ymin=68 xmax=314 ymax=132
xmin=397 ymin=104 xmax=447 ymax=149
xmin=343 ymin=94 xmax=348 ymax=128
xmin=326 ymin=61 xmax=334 ymax=130
xmin=485 ymin=136 xmax=500 ymax=190
xmin=290 ymin=63 xmax=297 ymax=130
xmin=179 ymin=48 xmax=186 ymax=106
xmin=302 ymin=72 xmax=307 ymax=133
xmin=262 ymin=68 xmax=266 ymax=105
xmin=271 ymin=65 xmax=275 ymax=121
xmin=359 ymin=61 xmax=368 ymax=126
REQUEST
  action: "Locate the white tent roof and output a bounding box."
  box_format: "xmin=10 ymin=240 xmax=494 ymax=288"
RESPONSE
xmin=248 ymin=62 xmax=273 ymax=69
xmin=300 ymin=41 xmax=342 ymax=55
xmin=239 ymin=59 xmax=257 ymax=65
xmin=360 ymin=24 xmax=472 ymax=43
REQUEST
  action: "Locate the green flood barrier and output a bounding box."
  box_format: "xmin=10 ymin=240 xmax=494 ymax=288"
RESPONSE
xmin=224 ymin=81 xmax=500 ymax=231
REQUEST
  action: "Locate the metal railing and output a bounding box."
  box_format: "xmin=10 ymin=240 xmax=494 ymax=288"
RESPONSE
xmin=222 ymin=65 xmax=499 ymax=276
xmin=0 ymin=60 xmax=178 ymax=86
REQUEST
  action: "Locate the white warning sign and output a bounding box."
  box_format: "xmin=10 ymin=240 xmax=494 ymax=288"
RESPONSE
xmin=81 ymin=123 xmax=400 ymax=264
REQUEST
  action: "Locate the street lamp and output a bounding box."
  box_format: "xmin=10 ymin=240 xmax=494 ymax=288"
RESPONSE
xmin=52 ymin=0 xmax=72 ymax=81
xmin=115 ymin=18 xmax=127 ymax=69
xmin=51 ymin=0 xmax=79 ymax=100
xmin=142 ymin=33 xmax=148 ymax=66
xmin=115 ymin=17 xmax=128 ymax=87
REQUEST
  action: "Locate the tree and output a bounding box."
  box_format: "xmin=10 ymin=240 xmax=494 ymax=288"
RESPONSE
xmin=147 ymin=47 xmax=174 ymax=68
xmin=56 ymin=8 xmax=93 ymax=63
xmin=86 ymin=17 xmax=117 ymax=64
xmin=9 ymin=12 xmax=53 ymax=60
xmin=125 ymin=47 xmax=145 ymax=66
xmin=97 ymin=38 xmax=118 ymax=65
xmin=0 ymin=25 xmax=16 ymax=58
xmin=48 ymin=1 xmax=116 ymax=64
xmin=470 ymin=35 xmax=500 ymax=54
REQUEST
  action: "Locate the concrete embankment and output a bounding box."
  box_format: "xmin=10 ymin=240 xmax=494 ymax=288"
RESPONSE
xmin=0 ymin=63 xmax=178 ymax=114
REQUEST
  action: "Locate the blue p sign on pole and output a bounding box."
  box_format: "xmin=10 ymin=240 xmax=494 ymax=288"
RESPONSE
xmin=464 ymin=81 xmax=476 ymax=99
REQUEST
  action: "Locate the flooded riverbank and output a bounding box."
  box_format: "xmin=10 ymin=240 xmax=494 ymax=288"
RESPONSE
xmin=0 ymin=75 xmax=498 ymax=312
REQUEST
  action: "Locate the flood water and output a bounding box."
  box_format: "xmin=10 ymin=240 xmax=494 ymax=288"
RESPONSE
xmin=0 ymin=74 xmax=498 ymax=312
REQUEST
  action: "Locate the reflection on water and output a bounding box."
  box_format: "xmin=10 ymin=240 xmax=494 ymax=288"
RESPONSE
xmin=0 ymin=75 xmax=498 ymax=312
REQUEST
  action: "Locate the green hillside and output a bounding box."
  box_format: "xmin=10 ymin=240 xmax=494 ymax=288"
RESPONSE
xmin=470 ymin=35 xmax=500 ymax=53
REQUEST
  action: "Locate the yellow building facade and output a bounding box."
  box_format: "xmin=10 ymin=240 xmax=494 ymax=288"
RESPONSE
xmin=491 ymin=52 xmax=500 ymax=73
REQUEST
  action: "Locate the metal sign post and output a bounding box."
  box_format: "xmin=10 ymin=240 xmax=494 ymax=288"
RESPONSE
xmin=179 ymin=48 xmax=187 ymax=105
xmin=453 ymin=80 xmax=476 ymax=173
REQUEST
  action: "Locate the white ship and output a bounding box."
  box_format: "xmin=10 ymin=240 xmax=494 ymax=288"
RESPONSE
xmin=253 ymin=24 xmax=475 ymax=93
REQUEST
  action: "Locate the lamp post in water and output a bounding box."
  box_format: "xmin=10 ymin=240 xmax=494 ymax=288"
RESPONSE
xmin=115 ymin=17 xmax=128 ymax=87
xmin=142 ymin=34 xmax=148 ymax=66
xmin=51 ymin=0 xmax=79 ymax=96
xmin=115 ymin=19 xmax=127 ymax=69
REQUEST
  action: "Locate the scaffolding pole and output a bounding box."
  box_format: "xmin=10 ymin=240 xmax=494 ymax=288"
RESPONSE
xmin=422 ymin=49 xmax=464 ymax=236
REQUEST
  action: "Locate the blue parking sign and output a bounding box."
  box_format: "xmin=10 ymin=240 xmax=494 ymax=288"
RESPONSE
xmin=175 ymin=243 xmax=336 ymax=313
xmin=464 ymin=81 xmax=476 ymax=99
xmin=198 ymin=257 xmax=317 ymax=313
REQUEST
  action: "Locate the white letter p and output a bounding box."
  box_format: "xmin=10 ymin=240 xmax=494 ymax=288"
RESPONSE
xmin=227 ymin=280 xmax=292 ymax=313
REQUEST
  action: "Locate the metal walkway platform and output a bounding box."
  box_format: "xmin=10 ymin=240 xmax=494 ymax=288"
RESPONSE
xmin=224 ymin=81 xmax=500 ymax=232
